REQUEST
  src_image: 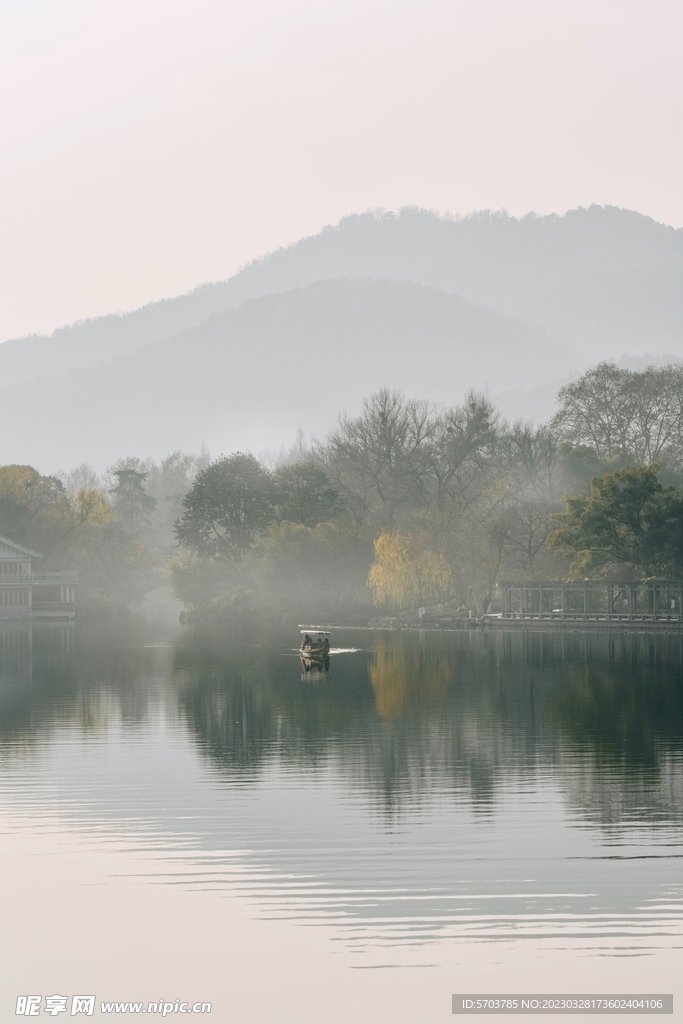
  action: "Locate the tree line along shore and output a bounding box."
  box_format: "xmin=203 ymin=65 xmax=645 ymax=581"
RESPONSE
xmin=2 ymin=360 xmax=683 ymax=624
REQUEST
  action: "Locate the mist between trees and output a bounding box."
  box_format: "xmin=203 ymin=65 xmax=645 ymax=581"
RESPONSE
xmin=3 ymin=361 xmax=683 ymax=623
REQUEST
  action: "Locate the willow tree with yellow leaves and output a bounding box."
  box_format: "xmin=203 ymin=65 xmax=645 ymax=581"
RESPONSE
xmin=367 ymin=530 xmax=452 ymax=609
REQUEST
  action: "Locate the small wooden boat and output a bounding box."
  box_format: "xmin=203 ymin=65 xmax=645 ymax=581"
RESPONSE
xmin=299 ymin=630 xmax=331 ymax=659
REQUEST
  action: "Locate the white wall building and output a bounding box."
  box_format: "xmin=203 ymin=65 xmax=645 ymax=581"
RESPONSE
xmin=0 ymin=535 xmax=77 ymax=620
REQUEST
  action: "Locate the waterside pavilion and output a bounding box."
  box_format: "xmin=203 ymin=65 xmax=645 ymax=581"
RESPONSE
xmin=0 ymin=534 xmax=77 ymax=620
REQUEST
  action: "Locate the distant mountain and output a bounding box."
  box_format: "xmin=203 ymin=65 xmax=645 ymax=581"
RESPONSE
xmin=1 ymin=205 xmax=681 ymax=390
xmin=0 ymin=279 xmax=581 ymax=471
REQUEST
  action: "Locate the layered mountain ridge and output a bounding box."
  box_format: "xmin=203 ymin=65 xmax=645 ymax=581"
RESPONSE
xmin=0 ymin=204 xmax=681 ymax=470
xmin=0 ymin=279 xmax=578 ymax=469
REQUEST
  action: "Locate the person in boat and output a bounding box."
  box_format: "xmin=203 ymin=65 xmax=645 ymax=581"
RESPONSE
xmin=302 ymin=633 xmax=312 ymax=650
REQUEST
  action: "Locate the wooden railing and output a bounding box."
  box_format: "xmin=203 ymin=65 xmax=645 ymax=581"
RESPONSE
xmin=30 ymin=572 xmax=79 ymax=584
xmin=0 ymin=571 xmax=78 ymax=585
xmin=502 ymin=582 xmax=683 ymax=620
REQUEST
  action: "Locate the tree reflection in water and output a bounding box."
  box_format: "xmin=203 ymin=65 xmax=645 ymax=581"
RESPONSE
xmin=2 ymin=621 xmax=681 ymax=943
xmin=1 ymin=621 xmax=681 ymax=826
xmin=171 ymin=626 xmax=683 ymax=827
xmin=0 ymin=619 xmax=162 ymax=746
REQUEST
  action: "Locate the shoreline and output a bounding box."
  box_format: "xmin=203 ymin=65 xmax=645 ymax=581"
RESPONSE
xmin=347 ymin=617 xmax=683 ymax=634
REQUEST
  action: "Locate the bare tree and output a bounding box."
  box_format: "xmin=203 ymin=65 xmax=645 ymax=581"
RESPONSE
xmin=319 ymin=390 xmax=437 ymax=527
xmin=426 ymin=392 xmax=498 ymax=511
xmin=553 ymin=362 xmax=683 ymax=466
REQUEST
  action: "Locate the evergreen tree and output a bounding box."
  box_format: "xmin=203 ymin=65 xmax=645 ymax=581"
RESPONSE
xmin=547 ymin=465 xmax=683 ymax=578
xmin=110 ymin=469 xmax=157 ymax=534
xmin=175 ymin=454 xmax=274 ymax=562
xmin=274 ymin=462 xmax=342 ymax=527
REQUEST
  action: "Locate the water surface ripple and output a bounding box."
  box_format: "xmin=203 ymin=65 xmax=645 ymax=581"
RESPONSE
xmin=1 ymin=622 xmax=681 ymax=956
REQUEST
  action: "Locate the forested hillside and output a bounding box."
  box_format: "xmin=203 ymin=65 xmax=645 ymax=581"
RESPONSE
xmin=1 ymin=205 xmax=681 ymax=390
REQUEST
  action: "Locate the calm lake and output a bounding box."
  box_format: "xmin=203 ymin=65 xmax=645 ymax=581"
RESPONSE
xmin=0 ymin=621 xmax=681 ymax=1021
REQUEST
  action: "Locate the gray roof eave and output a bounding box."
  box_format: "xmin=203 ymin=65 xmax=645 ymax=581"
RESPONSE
xmin=0 ymin=534 xmax=43 ymax=558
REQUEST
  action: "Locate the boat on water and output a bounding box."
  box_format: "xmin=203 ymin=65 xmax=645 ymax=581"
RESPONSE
xmin=299 ymin=629 xmax=330 ymax=658
xmin=299 ymin=631 xmax=331 ymax=678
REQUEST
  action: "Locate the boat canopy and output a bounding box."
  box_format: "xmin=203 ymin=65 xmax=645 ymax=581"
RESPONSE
xmin=300 ymin=630 xmax=330 ymax=637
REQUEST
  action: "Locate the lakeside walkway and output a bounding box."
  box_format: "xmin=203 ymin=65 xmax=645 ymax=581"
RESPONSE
xmin=500 ymin=581 xmax=683 ymax=629
xmin=368 ymin=581 xmax=683 ymax=633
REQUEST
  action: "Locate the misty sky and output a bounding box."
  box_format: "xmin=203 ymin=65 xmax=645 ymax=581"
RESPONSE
xmin=1 ymin=0 xmax=681 ymax=343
